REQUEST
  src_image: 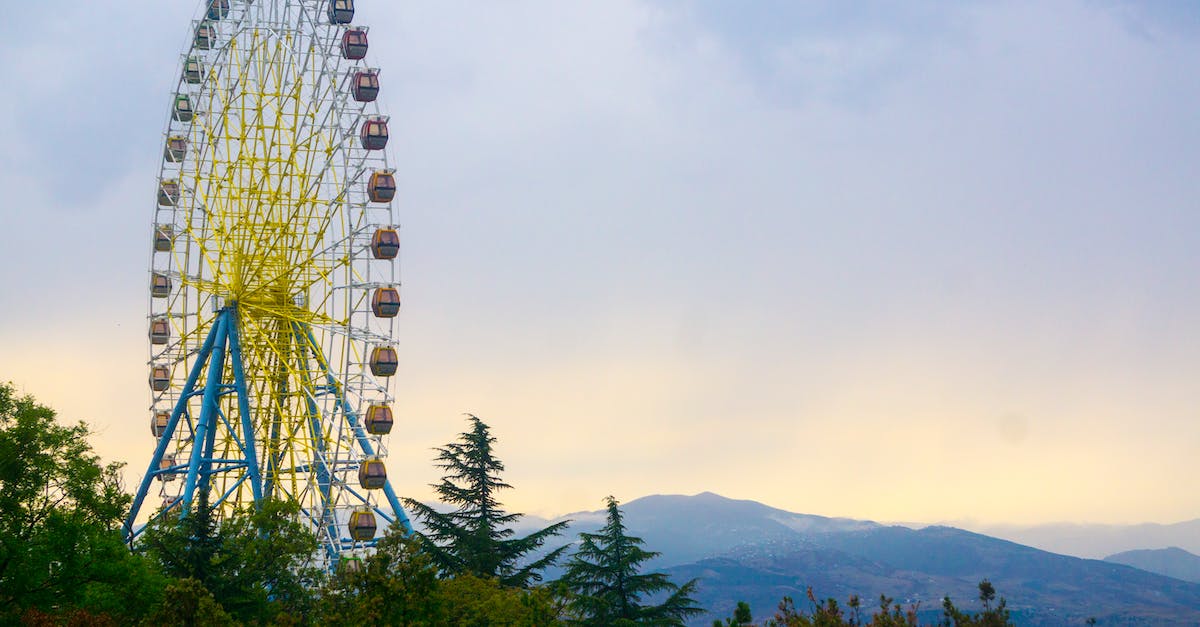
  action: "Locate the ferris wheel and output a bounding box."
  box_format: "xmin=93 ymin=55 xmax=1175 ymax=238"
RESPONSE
xmin=124 ymin=0 xmax=411 ymax=563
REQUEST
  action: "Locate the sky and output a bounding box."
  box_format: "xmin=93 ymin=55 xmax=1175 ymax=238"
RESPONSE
xmin=1 ymin=0 xmax=1198 ymax=527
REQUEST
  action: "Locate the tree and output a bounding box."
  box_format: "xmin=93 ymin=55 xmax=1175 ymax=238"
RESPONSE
xmin=562 ymin=496 xmax=703 ymax=626
xmin=141 ymin=578 xmax=236 ymax=627
xmin=0 ymin=383 xmax=166 ymax=623
xmin=755 ymin=589 xmax=874 ymax=627
xmin=319 ymin=524 xmax=446 ymax=625
xmin=319 ymin=523 xmax=562 ymax=625
xmin=141 ymin=488 xmax=220 ymax=591
xmin=941 ymin=580 xmax=1012 ymax=627
xmin=216 ymin=499 xmax=323 ymax=620
xmin=714 ymin=601 xmax=755 ymax=626
xmin=749 ymin=581 xmax=1011 ymax=627
xmin=141 ymin=496 xmax=322 ymax=623
xmin=403 ymin=414 xmax=569 ymax=587
xmin=439 ymin=573 xmax=561 ymax=626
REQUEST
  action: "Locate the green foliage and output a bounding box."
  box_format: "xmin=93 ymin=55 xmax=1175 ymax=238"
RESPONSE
xmin=319 ymin=524 xmax=445 ymax=624
xmin=142 ymin=488 xmax=221 ymax=587
xmin=440 ymin=573 xmax=561 ymax=626
xmin=141 ymin=496 xmax=322 ymax=624
xmin=715 ymin=600 xmax=755 ymax=626
xmin=562 ymin=496 xmax=704 ymax=626
xmin=1 ymin=388 xmax=566 ymax=625
xmin=0 ymin=383 xmax=166 ymax=624
xmin=767 ymin=590 xmax=917 ymax=627
xmin=319 ymin=524 xmax=562 ymax=625
xmin=403 ymin=414 xmax=569 ymax=587
xmin=758 ymin=590 xmax=872 ymax=627
xmin=141 ymin=577 xmax=236 ymax=627
xmin=940 ymin=580 xmax=1012 ymax=627
xmin=721 ymin=581 xmax=1015 ymax=627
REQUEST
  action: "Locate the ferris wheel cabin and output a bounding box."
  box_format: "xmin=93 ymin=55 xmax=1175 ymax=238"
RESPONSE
xmin=368 ymin=169 xmax=395 ymax=202
xmin=364 ymin=404 xmax=394 ymax=435
xmin=371 ymin=228 xmax=400 ymax=259
xmin=158 ymin=454 xmax=177 ymax=481
xmin=360 ymin=116 xmax=389 ymax=150
xmin=194 ymin=21 xmax=214 ymax=50
xmin=328 ymin=0 xmax=354 ymax=24
xmin=342 ymin=28 xmax=368 ymax=60
xmin=149 ymin=318 xmax=170 ymax=345
xmin=149 ymin=365 xmax=171 ymax=392
xmin=173 ymin=94 xmax=194 ymax=122
xmin=154 ymin=225 xmax=175 ymax=252
xmin=358 ymin=456 xmax=387 ymax=490
xmin=151 ymin=273 xmax=172 ymax=298
xmin=206 ymin=0 xmax=230 ymax=20
xmin=369 ymin=346 xmax=398 ymax=377
xmin=183 ymin=57 xmax=204 ymax=84
xmin=353 ymin=70 xmax=380 ymax=103
xmin=158 ymin=180 xmax=180 ymax=206
xmin=164 ymin=136 xmax=188 ymax=163
xmin=371 ymin=287 xmax=401 ymax=318
xmin=151 ymin=411 xmax=170 ymax=438
xmin=348 ymin=507 xmax=378 ymax=541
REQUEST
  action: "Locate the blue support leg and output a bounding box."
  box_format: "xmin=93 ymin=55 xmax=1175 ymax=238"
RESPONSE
xmin=302 ymin=325 xmax=412 ymax=534
xmin=123 ymin=313 xmax=223 ymax=543
xmin=182 ymin=313 xmax=229 ymax=511
xmin=292 ymin=323 xmax=340 ymax=558
xmin=227 ymin=310 xmax=264 ymax=506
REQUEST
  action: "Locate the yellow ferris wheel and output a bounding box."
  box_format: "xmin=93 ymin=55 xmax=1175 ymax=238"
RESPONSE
xmin=125 ymin=0 xmax=410 ymax=564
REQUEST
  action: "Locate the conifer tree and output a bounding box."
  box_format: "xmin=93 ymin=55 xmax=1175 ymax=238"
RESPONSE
xmin=562 ymin=496 xmax=703 ymax=626
xmin=402 ymin=414 xmax=569 ymax=588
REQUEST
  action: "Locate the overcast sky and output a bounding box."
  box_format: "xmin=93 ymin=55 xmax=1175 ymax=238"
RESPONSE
xmin=1 ymin=0 xmax=1198 ymax=526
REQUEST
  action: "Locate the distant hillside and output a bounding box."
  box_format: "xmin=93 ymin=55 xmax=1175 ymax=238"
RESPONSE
xmin=968 ymin=519 xmax=1200 ymax=559
xmin=436 ymin=492 xmax=1200 ymax=623
xmin=514 ymin=491 xmax=876 ymax=569
xmin=1105 ymin=547 xmax=1200 ymax=584
xmin=670 ymin=527 xmax=1200 ymax=625
xmin=597 ymin=492 xmax=877 ymax=568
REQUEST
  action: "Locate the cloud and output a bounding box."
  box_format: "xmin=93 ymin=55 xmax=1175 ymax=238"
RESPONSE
xmin=1 ymin=0 xmax=1198 ymax=525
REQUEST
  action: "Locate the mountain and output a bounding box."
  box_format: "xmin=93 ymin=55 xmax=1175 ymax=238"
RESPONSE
xmin=1105 ymin=547 xmax=1200 ymax=584
xmin=420 ymin=492 xmax=1200 ymax=623
xmin=512 ymin=491 xmax=875 ymax=569
xmin=504 ymin=493 xmax=1200 ymax=625
xmin=966 ymin=519 xmax=1200 ymax=559
xmin=589 ymin=492 xmax=877 ymax=568
xmin=669 ymin=532 xmax=1200 ymax=626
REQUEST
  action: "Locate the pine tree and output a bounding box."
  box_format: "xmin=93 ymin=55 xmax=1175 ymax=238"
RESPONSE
xmin=402 ymin=414 xmax=569 ymax=588
xmin=562 ymin=496 xmax=704 ymax=626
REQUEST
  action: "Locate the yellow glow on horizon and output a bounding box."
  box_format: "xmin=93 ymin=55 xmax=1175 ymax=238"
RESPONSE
xmin=2 ymin=302 xmax=1196 ymax=529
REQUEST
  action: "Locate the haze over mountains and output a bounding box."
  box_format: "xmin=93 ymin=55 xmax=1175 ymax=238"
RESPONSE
xmin=500 ymin=492 xmax=1200 ymax=625
xmin=963 ymin=519 xmax=1200 ymax=559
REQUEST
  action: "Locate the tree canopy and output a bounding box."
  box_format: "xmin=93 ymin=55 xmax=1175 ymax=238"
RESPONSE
xmin=403 ymin=414 xmax=570 ymax=587
xmin=140 ymin=494 xmax=322 ymax=624
xmin=562 ymin=496 xmax=703 ymax=626
xmin=0 ymin=382 xmax=165 ymax=624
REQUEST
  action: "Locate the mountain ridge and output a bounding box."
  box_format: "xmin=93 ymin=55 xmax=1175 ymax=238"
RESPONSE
xmin=510 ymin=492 xmax=1197 ymax=562
xmin=1104 ymin=546 xmax=1200 ymax=584
xmin=496 ymin=492 xmax=1200 ymax=624
xmin=965 ymin=519 xmax=1200 ymax=559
